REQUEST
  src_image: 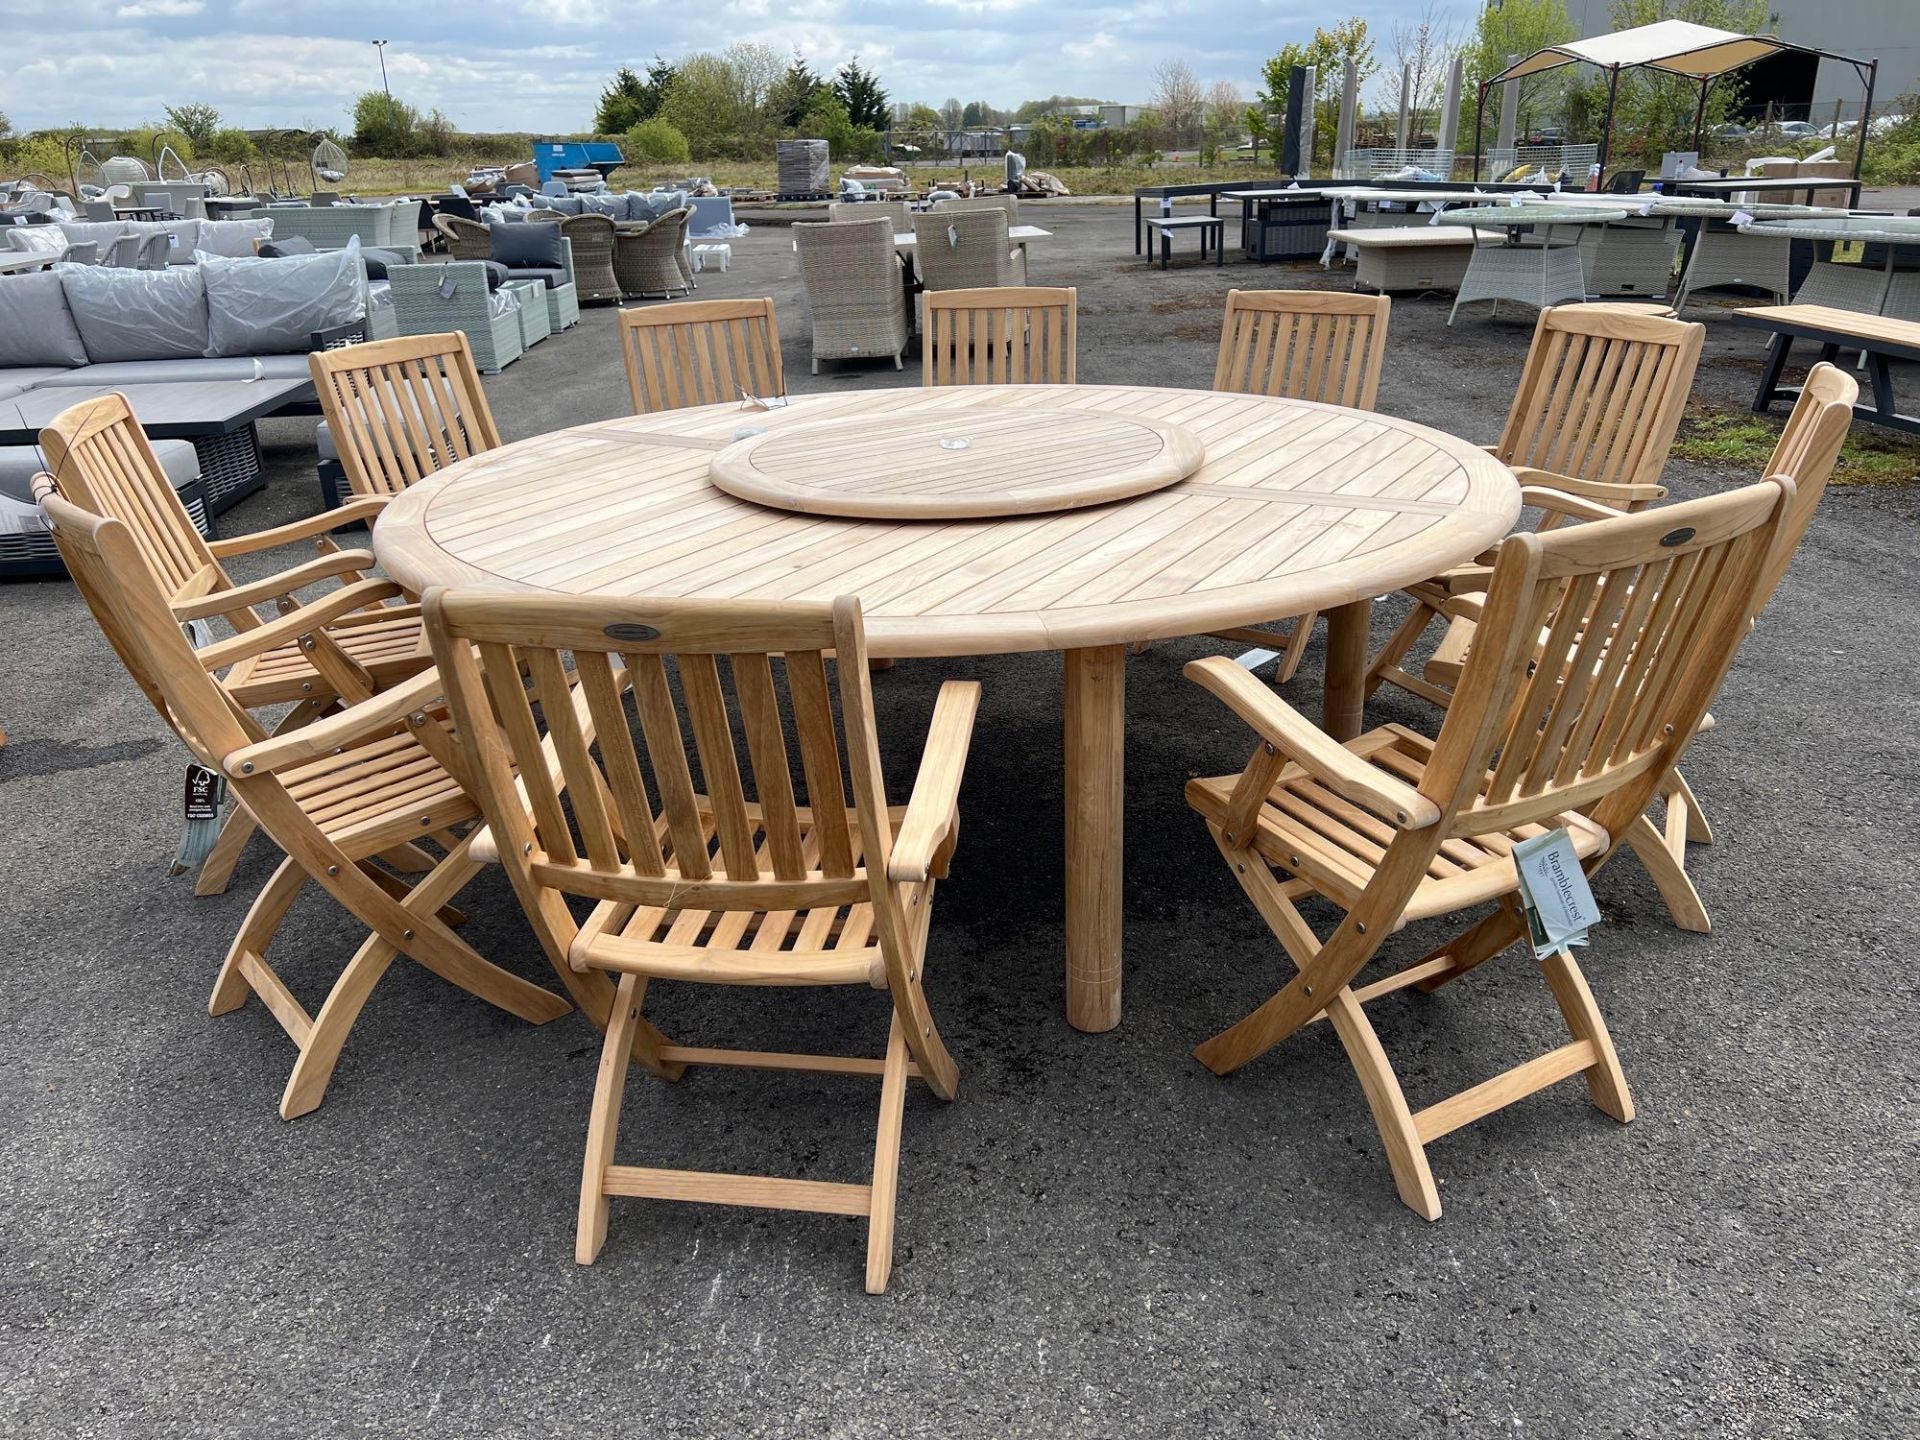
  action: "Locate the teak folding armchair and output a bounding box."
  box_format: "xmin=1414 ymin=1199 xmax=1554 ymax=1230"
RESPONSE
xmin=424 ymin=591 xmax=981 ymax=1292
xmin=1184 ymin=478 xmax=1796 ymax=1218
xmin=1204 ymin=289 xmax=1394 ymax=681
xmin=37 ymin=393 xmax=429 ymax=897
xmin=617 ymin=298 xmax=785 ymax=414
xmin=308 ymin=332 xmax=502 ymax=499
xmin=1366 ymin=304 xmax=1705 ymax=708
xmin=922 ymin=286 xmax=1077 ymax=386
xmin=36 ymin=486 xmax=572 ymax=1119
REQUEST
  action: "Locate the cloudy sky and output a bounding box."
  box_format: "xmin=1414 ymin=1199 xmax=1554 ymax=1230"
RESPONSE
xmin=2 ymin=0 xmax=1454 ymax=135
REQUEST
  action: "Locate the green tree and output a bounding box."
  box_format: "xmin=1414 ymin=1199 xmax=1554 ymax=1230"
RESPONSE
xmin=0 ymin=110 xmax=11 ymax=140
xmin=660 ymin=53 xmax=748 ymax=147
xmin=595 ymin=67 xmax=649 ymax=133
xmin=961 ymin=101 xmax=985 ymax=128
xmin=626 ymin=117 xmax=692 ymax=163
xmin=770 ymin=53 xmax=826 ymax=128
xmin=1256 ymin=18 xmax=1379 ymax=167
xmin=207 ymin=128 xmax=255 ymax=166
xmin=1459 ymin=0 xmax=1572 ymax=156
xmin=350 ymin=90 xmax=422 ymax=156
xmin=835 ymin=56 xmax=889 ymax=131
xmin=163 ymin=103 xmax=220 ymax=151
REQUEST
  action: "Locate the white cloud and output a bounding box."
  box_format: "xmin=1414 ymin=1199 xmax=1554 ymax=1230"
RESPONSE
xmin=116 ymin=0 xmax=204 ymax=16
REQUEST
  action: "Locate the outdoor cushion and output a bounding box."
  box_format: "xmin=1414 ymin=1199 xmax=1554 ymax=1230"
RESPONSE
xmin=544 ymin=195 xmax=585 ymax=216
xmin=196 ymin=217 xmax=273 ymax=258
xmin=61 ymin=265 xmax=210 ymax=363
xmin=199 ymin=243 xmax=364 ymax=356
xmin=481 ymin=260 xmax=511 ymax=291
xmin=647 ymin=191 xmax=688 ymax=218
xmin=0 ymin=437 xmax=198 ymax=507
xmin=502 ymin=263 xmax=567 ymax=290
xmin=0 ymin=366 xmax=74 ymax=402
xmin=489 ymin=220 xmax=565 ymax=270
xmin=259 ymin=237 xmax=318 ymax=257
xmin=7 ymin=226 xmax=70 ymax=259
xmin=33 ymin=354 xmax=316 ymax=387
xmin=0 ymin=271 xmax=89 ymax=368
xmin=357 ymin=247 xmax=406 ymax=279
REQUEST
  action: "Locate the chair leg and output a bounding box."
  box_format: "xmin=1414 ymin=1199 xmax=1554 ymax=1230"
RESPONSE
xmin=1275 ymin=609 xmax=1319 ymax=684
xmin=1539 ymin=946 xmax=1634 ymax=1124
xmin=1667 ymin=768 xmax=1713 ymax=845
xmin=1363 ymin=599 xmax=1441 ymax=701
xmin=1324 ymin=990 xmax=1442 ymax=1220
xmin=194 ymin=803 xmax=259 ymax=897
xmin=578 ymin=972 xmax=643 ymax=1264
xmin=210 ymin=856 xmax=306 ymax=1016
xmin=865 ymin=1014 xmax=910 ymax=1294
xmin=1626 ymin=812 xmax=1712 ymax=934
xmin=280 ymin=930 xmax=400 ymax=1120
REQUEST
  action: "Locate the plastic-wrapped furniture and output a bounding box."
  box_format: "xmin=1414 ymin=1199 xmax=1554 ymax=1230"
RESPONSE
xmin=1 ymin=437 xmax=207 ymax=578
xmin=913 ymin=208 xmax=1026 ymax=292
xmin=388 ymin=260 xmax=524 ymax=373
xmin=793 ymin=217 xmax=910 ymax=373
xmin=612 ymin=213 xmax=690 ymax=300
xmin=559 ymin=214 xmax=620 ymax=302
xmin=687 ymin=195 xmax=737 ymax=237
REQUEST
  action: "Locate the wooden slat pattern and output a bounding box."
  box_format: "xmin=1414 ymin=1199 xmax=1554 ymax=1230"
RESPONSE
xmin=310 ymin=333 xmax=501 ymax=499
xmin=376 ymin=385 xmax=1522 ymax=655
xmin=618 ymin=299 xmax=785 ymax=415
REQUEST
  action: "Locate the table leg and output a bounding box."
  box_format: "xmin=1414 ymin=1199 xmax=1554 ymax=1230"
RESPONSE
xmin=1323 ymin=600 xmax=1371 ymax=742
xmin=1064 ymin=645 xmax=1124 ymax=1034
xmin=1867 ymin=352 xmax=1899 ymax=422
xmin=1134 ymin=196 xmax=1141 ymax=255
xmin=1753 ymin=333 xmax=1795 ymax=413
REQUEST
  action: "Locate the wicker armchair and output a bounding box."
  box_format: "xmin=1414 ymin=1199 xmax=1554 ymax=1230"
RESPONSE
xmin=524 ymin=208 xmax=565 ymax=224
xmin=664 ymin=207 xmax=697 ymax=292
xmin=913 ymin=208 xmax=1026 ymax=292
xmin=559 ymin=214 xmax=621 ymax=302
xmin=793 ymin=217 xmax=910 ymax=373
xmin=831 ymin=199 xmax=914 ymax=229
xmin=612 ymin=213 xmax=691 ymax=300
xmin=432 ymin=213 xmax=493 ymax=262
xmin=931 ymin=194 xmax=1019 ymax=222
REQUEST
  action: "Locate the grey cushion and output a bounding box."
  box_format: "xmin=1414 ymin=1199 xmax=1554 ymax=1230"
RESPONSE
xmin=358 ymin=247 xmax=405 ymax=279
xmin=0 ymin=272 xmax=89 ymax=368
xmin=200 ymin=245 xmax=363 ymax=356
xmin=0 ymin=437 xmax=198 ymax=506
xmin=488 ymin=220 xmax=564 ymax=270
xmin=545 ymin=195 xmax=585 ymax=216
xmin=32 ymin=354 xmax=315 ymax=386
xmin=317 ymin=419 xmax=337 ymax=462
xmin=0 ymin=366 xmax=73 ymax=401
xmin=60 ymin=265 xmax=210 ymax=363
xmin=259 ymin=237 xmax=317 ymax=257
xmin=503 ymin=264 xmax=566 ymax=290
xmin=482 ymin=260 xmax=511 ymax=291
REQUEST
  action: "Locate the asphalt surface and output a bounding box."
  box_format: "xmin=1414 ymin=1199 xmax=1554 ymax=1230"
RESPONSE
xmin=2 ymin=206 xmax=1915 ymax=1438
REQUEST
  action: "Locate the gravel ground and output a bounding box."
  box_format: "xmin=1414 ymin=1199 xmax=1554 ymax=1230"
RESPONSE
xmin=2 ymin=205 xmax=1915 ymax=1439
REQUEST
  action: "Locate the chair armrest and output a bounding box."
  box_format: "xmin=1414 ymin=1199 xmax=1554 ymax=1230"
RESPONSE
xmin=887 ymin=681 xmax=982 ymax=883
xmin=207 ymin=497 xmax=390 ymax=558
xmin=1183 ymin=658 xmax=1439 ymax=831
xmin=1509 ymin=466 xmax=1666 ymax=506
xmin=194 ymin=579 xmax=406 ymax=670
xmin=172 ymin=549 xmax=377 ymax=620
xmin=1519 ymin=484 xmax=1629 ymax=525
xmin=223 ymin=665 xmax=447 ymax=777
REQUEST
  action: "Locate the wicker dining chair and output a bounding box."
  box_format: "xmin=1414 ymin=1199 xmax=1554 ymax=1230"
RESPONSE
xmin=36 ymin=483 xmax=572 ymax=1120
xmin=431 ymin=214 xmax=492 ymax=262
xmin=913 ymin=208 xmax=1026 ymax=292
xmin=36 ymin=392 xmax=428 ymax=896
xmin=1184 ymin=478 xmax=1798 ymax=1218
xmin=830 ymin=199 xmax=913 ymax=229
xmin=611 ymin=213 xmax=690 ymax=299
xmin=930 ymin=194 xmax=1020 ymax=223
xmin=617 ymin=298 xmax=784 ymax=414
xmin=922 ymin=286 xmax=1076 ymax=386
xmin=559 ymin=213 xmax=621 ymax=303
xmin=1202 ymin=290 xmax=1394 ymax=682
xmin=309 ymin=331 xmax=502 ymax=499
xmin=423 ymin=589 xmax=980 ymax=1291
xmin=793 ymin=217 xmax=911 ymax=373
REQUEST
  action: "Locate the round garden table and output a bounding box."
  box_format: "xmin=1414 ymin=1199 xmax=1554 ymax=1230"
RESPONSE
xmin=373 ymin=384 xmax=1521 ymax=1033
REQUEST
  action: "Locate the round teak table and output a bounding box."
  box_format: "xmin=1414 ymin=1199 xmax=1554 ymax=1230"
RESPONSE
xmin=374 ymin=384 xmax=1520 ymax=1033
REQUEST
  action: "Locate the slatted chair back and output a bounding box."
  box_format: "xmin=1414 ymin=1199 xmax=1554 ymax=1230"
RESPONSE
xmin=308 ymin=332 xmax=501 ymax=498
xmin=1754 ymin=361 xmax=1856 ymax=608
xmin=427 ymin=592 xmax=907 ymax=949
xmin=1212 ymin=289 xmax=1391 ymax=409
xmin=36 ymin=486 xmax=255 ymax=767
xmin=617 ymin=298 xmax=785 ymax=414
xmin=1495 ymin=304 xmax=1705 ymax=502
xmin=923 ymin=286 xmax=1077 ymax=386
xmin=35 ymin=392 xmax=220 ymax=600
xmin=1421 ymin=480 xmax=1792 ymax=850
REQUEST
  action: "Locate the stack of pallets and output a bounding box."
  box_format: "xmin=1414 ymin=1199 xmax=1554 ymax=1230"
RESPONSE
xmin=777 ymin=140 xmax=830 ymax=200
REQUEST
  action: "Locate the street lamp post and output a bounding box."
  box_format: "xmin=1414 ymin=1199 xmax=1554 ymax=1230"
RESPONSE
xmin=371 ymin=40 xmax=394 ymax=130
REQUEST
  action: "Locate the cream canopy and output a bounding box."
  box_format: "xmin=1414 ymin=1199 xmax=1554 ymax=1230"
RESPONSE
xmin=1473 ymin=19 xmax=1878 ymax=180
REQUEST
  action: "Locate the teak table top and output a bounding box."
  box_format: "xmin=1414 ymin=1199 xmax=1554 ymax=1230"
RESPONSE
xmin=706 ymin=402 xmax=1205 ymax=519
xmin=374 ymin=384 xmax=1520 ymax=659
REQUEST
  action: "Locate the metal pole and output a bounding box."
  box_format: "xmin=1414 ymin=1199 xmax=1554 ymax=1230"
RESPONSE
xmin=1854 ymin=59 xmax=1877 ymax=179
xmin=1396 ymin=64 xmax=1412 ymax=149
xmin=1691 ymin=76 xmax=1710 ymax=155
xmin=373 ymin=40 xmax=394 ymax=130
xmin=1597 ymin=67 xmax=1620 ymax=180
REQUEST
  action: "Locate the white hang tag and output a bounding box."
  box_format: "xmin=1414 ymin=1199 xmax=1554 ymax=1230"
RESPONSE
xmin=738 ymin=389 xmax=789 ymax=412
xmin=1511 ymin=829 xmax=1604 ymax=958
xmin=1160 ymin=197 xmax=1173 ymax=214
xmin=947 ymin=224 xmax=959 ymax=249
xmin=437 ymin=268 xmax=458 ymax=301
xmin=1730 ymin=209 xmax=1755 ymax=227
